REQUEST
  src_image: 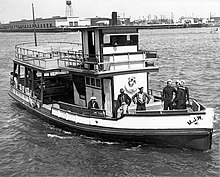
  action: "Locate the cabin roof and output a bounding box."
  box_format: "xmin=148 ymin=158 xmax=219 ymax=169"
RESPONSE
xmin=75 ymin=25 xmax=142 ymax=32
xmin=63 ymin=66 xmax=159 ymax=78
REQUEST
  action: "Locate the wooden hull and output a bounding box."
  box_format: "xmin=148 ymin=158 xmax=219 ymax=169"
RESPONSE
xmin=8 ymin=91 xmax=213 ymax=151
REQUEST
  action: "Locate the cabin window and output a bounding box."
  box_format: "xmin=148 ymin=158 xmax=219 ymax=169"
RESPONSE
xmin=104 ymin=35 xmax=110 ymax=44
xmin=91 ymin=78 xmax=95 ymax=86
xmin=112 ymin=35 xmax=126 ymax=46
xmin=96 ymin=79 xmax=101 ymax=87
xmin=103 ymin=34 xmax=138 ymax=46
xmin=85 ymin=77 xmax=101 ymax=89
xmin=129 ymin=35 xmax=138 ymax=45
xmin=86 ymin=77 xmax=90 ymax=85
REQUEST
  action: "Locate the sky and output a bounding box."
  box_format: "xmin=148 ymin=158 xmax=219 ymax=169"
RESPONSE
xmin=0 ymin=0 xmax=220 ymax=23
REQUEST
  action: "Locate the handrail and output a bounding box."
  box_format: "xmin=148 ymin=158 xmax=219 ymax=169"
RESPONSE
xmin=103 ymin=50 xmax=157 ymax=57
xmin=10 ymin=83 xmax=42 ymax=107
xmin=14 ymin=42 xmax=158 ymax=71
xmin=149 ymin=89 xmax=162 ymax=96
xmin=52 ymin=101 xmax=106 ymax=117
xmin=15 ymin=42 xmax=82 ymax=47
xmin=15 ymin=42 xmax=82 ymax=59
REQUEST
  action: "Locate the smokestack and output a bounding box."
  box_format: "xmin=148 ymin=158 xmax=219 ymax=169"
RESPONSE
xmin=111 ymin=11 xmax=117 ymax=26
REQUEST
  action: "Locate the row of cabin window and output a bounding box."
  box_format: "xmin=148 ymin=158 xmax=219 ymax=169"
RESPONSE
xmin=11 ymin=23 xmax=53 ymax=29
xmin=103 ymin=35 xmax=138 ymax=47
xmin=86 ymin=77 xmax=101 ymax=88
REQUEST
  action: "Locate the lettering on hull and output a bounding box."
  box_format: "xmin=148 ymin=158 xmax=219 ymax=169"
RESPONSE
xmin=187 ymin=116 xmax=202 ymax=125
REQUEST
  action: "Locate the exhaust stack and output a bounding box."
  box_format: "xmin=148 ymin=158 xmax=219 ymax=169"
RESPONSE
xmin=111 ymin=11 xmax=117 ymax=26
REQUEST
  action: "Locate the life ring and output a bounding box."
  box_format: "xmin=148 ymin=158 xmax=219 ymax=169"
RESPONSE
xmin=124 ymin=76 xmax=138 ymax=94
xmin=124 ymin=82 xmax=137 ymax=94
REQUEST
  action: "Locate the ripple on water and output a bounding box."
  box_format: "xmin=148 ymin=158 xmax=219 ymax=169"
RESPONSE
xmin=0 ymin=28 xmax=219 ymax=177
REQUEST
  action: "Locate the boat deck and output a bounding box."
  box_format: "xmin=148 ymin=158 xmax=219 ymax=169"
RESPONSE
xmin=41 ymin=99 xmax=201 ymax=121
xmin=14 ymin=42 xmax=159 ymax=75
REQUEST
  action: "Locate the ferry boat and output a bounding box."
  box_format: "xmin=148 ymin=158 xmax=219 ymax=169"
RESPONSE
xmin=8 ymin=26 xmax=214 ymax=150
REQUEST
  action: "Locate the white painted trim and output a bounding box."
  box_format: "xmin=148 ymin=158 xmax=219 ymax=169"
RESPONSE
xmin=51 ymin=106 xmax=214 ymax=130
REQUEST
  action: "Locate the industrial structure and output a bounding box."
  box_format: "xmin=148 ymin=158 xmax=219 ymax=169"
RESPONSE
xmin=66 ymin=0 xmax=73 ymax=17
xmin=0 ymin=0 xmax=219 ymax=32
xmin=0 ymin=0 xmax=91 ymax=32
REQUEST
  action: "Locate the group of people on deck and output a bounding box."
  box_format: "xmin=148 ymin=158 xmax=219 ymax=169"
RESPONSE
xmin=117 ymin=86 xmax=151 ymax=117
xmin=88 ymin=79 xmax=189 ymax=117
xmin=162 ymin=79 xmax=189 ymax=110
xmin=116 ymin=79 xmax=190 ymax=116
xmin=88 ymin=86 xmax=151 ymax=113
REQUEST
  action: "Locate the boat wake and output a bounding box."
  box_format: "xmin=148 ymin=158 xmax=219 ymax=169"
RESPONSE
xmin=122 ymin=145 xmax=142 ymax=151
xmin=88 ymin=139 xmax=121 ymax=145
xmin=47 ymin=133 xmax=73 ymax=139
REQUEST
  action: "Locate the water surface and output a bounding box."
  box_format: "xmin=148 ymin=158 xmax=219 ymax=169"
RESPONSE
xmin=0 ymin=28 xmax=219 ymax=176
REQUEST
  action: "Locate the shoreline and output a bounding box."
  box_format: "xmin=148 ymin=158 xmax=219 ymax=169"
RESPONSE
xmin=0 ymin=23 xmax=211 ymax=33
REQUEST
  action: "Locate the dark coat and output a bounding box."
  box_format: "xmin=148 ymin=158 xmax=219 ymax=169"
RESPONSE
xmin=117 ymin=93 xmax=131 ymax=107
xmin=88 ymin=100 xmax=99 ymax=109
xmin=173 ymin=87 xmax=186 ymax=109
xmin=162 ymin=85 xmax=176 ymax=101
xmin=173 ymin=88 xmax=185 ymax=103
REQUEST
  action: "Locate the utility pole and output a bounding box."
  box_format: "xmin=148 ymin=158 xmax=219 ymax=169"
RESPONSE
xmin=32 ymin=3 xmax=37 ymax=46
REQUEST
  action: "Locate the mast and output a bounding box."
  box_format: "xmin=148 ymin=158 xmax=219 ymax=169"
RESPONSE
xmin=32 ymin=3 xmax=37 ymax=46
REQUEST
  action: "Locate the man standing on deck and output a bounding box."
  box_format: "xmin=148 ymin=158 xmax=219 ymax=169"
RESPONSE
xmin=132 ymin=87 xmax=151 ymax=111
xmin=162 ymin=79 xmax=177 ymax=110
xmin=173 ymin=80 xmax=186 ymax=109
xmin=180 ymin=80 xmax=190 ymax=106
xmin=117 ymin=88 xmax=131 ymax=115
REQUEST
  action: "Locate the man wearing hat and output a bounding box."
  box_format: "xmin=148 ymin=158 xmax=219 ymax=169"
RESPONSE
xmin=162 ymin=79 xmax=177 ymax=110
xmin=132 ymin=86 xmax=151 ymax=111
xmin=173 ymin=80 xmax=186 ymax=109
xmin=180 ymin=80 xmax=190 ymax=105
xmin=88 ymin=96 xmax=99 ymax=109
xmin=117 ymin=88 xmax=131 ymax=114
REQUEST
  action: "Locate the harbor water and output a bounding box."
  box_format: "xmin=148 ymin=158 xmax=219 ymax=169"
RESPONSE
xmin=0 ymin=28 xmax=219 ymax=177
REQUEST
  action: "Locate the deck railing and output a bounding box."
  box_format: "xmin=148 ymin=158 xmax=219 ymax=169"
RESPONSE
xmin=51 ymin=101 xmax=106 ymax=118
xmin=15 ymin=42 xmax=82 ymax=69
xmin=59 ymin=51 xmax=158 ymax=72
xmin=14 ymin=42 xmax=158 ymax=71
xmin=149 ymin=89 xmax=162 ymax=100
xmin=10 ymin=83 xmax=42 ymax=108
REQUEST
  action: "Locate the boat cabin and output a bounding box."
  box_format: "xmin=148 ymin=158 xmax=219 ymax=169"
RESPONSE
xmin=10 ymin=26 xmax=160 ymax=118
